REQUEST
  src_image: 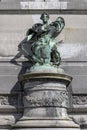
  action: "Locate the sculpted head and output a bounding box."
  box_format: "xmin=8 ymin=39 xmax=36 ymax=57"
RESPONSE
xmin=40 ymin=12 xmax=49 ymax=24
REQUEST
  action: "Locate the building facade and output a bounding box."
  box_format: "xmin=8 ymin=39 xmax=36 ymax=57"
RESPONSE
xmin=0 ymin=0 xmax=87 ymax=129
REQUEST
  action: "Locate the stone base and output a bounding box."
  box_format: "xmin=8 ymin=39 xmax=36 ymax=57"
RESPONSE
xmin=13 ymin=128 xmax=80 ymax=130
xmin=27 ymin=64 xmax=65 ymax=74
xmin=13 ymin=118 xmax=80 ymax=130
xmin=17 ymin=71 xmax=80 ymax=130
xmin=0 ymin=118 xmax=12 ymax=130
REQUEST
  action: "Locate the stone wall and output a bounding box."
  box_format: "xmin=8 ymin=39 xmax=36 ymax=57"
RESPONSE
xmin=0 ymin=1 xmax=87 ymax=129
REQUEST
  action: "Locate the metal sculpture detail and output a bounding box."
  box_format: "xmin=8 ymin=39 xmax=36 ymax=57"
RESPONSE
xmin=18 ymin=12 xmax=65 ymax=70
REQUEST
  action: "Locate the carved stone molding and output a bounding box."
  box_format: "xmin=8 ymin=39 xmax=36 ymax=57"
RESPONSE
xmin=0 ymin=95 xmax=19 ymax=106
xmin=0 ymin=96 xmax=9 ymax=105
xmin=72 ymin=95 xmax=87 ymax=105
xmin=23 ymin=91 xmax=69 ymax=108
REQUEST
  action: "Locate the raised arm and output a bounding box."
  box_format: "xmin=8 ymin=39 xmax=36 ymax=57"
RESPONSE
xmin=48 ymin=17 xmax=65 ymax=38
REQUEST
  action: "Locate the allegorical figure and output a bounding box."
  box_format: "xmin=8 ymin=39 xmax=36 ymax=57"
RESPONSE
xmin=18 ymin=12 xmax=65 ymax=67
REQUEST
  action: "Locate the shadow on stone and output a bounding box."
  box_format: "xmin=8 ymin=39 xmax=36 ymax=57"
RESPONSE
xmin=9 ymin=47 xmax=32 ymax=122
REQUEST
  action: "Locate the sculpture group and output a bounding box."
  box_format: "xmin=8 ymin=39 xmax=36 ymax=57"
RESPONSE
xmin=19 ymin=12 xmax=65 ymax=68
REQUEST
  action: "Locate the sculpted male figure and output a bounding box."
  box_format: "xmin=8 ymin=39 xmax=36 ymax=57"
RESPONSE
xmin=18 ymin=12 xmax=65 ymax=67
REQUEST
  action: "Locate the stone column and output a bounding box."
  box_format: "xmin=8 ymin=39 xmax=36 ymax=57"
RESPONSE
xmin=13 ymin=69 xmax=80 ymax=130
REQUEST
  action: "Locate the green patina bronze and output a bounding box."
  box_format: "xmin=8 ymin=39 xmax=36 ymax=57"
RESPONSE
xmin=18 ymin=12 xmax=65 ymax=71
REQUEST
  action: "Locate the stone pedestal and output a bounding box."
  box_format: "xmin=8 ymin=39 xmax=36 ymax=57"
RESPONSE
xmin=13 ymin=68 xmax=80 ymax=130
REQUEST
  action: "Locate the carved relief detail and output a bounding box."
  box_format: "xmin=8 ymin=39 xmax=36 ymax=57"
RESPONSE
xmin=73 ymin=95 xmax=87 ymax=105
xmin=0 ymin=95 xmax=18 ymax=106
xmin=0 ymin=96 xmax=9 ymax=105
xmin=23 ymin=91 xmax=69 ymax=107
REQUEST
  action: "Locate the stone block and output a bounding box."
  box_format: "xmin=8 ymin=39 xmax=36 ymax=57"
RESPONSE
xmin=67 ymin=2 xmax=87 ymax=10
xmin=61 ymin=62 xmax=87 ymax=94
xmin=14 ymin=128 xmax=81 ymax=130
xmin=0 ymin=1 xmax=87 ymax=10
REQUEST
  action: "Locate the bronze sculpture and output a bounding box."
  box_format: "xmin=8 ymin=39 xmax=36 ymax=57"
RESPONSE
xmin=19 ymin=12 xmax=65 ymax=69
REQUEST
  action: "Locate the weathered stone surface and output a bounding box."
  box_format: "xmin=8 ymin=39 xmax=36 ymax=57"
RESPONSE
xmin=0 ymin=76 xmax=20 ymax=93
xmin=0 ymin=115 xmax=15 ymax=129
xmin=0 ymin=62 xmax=87 ymax=115
xmin=0 ymin=62 xmax=87 ymax=94
xmin=13 ymin=118 xmax=79 ymax=129
xmin=13 ymin=128 xmax=80 ymax=130
xmin=0 ymin=1 xmax=87 ymax=10
xmin=20 ymin=72 xmax=71 ymax=117
xmin=0 ymin=15 xmax=87 ymax=61
xmin=72 ymin=95 xmax=87 ymax=106
xmin=0 ymin=8 xmax=86 ymax=129
xmin=62 ymin=62 xmax=87 ymax=93
xmin=13 ymin=71 xmax=80 ymax=130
